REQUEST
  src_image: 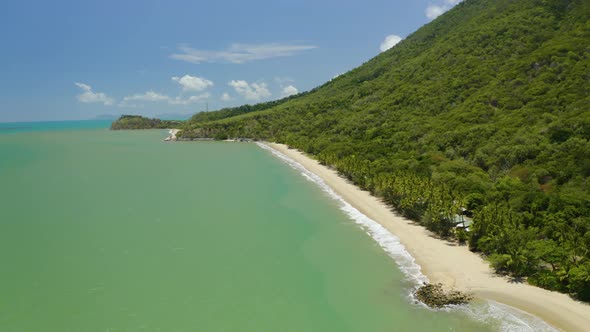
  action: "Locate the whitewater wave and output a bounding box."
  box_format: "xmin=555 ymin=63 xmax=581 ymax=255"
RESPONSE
xmin=461 ymin=300 xmax=557 ymax=332
xmin=257 ymin=142 xmax=557 ymax=332
xmin=257 ymin=143 xmax=427 ymax=286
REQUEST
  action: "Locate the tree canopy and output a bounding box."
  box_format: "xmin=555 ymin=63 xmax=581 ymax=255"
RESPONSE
xmin=111 ymin=115 xmax=183 ymax=130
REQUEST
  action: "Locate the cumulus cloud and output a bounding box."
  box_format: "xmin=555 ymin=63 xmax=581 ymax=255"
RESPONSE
xmin=119 ymin=90 xmax=209 ymax=107
xmin=379 ymin=34 xmax=403 ymax=52
xmin=426 ymin=0 xmax=463 ymax=20
xmin=74 ymin=82 xmax=114 ymax=106
xmin=172 ymin=75 xmax=213 ymax=92
xmin=170 ymin=93 xmax=210 ymax=105
xmin=122 ymin=91 xmax=169 ymax=102
xmin=76 ymin=74 xmax=214 ymax=109
xmin=171 ymin=43 xmax=317 ymax=64
xmin=228 ymin=80 xmax=271 ymax=101
xmin=425 ymin=5 xmax=445 ymax=19
xmin=221 ymin=92 xmax=232 ymax=101
xmin=281 ymin=85 xmax=298 ymax=98
xmin=274 ymin=77 xmax=299 ymax=98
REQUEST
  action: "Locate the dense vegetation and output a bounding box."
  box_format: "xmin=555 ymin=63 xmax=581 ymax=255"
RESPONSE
xmin=178 ymin=0 xmax=590 ymax=300
xmin=111 ymin=115 xmax=183 ymax=130
xmin=188 ymin=92 xmax=308 ymax=124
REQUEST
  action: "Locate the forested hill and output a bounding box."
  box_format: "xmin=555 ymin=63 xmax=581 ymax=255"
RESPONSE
xmin=111 ymin=115 xmax=183 ymax=130
xmin=179 ymin=0 xmax=590 ymax=300
xmin=187 ymin=91 xmax=308 ymax=125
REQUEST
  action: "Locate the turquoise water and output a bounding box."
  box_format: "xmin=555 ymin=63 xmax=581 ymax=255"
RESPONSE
xmin=0 ymin=120 xmax=112 ymax=133
xmin=0 ymin=122 xmax=548 ymax=331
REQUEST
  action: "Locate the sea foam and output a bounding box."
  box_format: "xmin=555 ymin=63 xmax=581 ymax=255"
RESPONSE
xmin=257 ymin=143 xmax=427 ymax=286
xmin=258 ymin=142 xmax=557 ymax=332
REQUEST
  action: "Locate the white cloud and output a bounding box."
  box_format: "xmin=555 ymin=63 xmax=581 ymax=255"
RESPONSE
xmin=172 ymin=75 xmax=213 ymax=92
xmin=76 ymin=74 xmax=215 ymax=109
xmin=426 ymin=0 xmax=463 ymax=20
xmin=119 ymin=90 xmax=209 ymax=107
xmin=170 ymin=93 xmax=210 ymax=105
xmin=379 ymin=34 xmax=403 ymax=52
xmin=275 ymin=77 xmax=298 ymax=98
xmin=425 ymin=5 xmax=446 ymax=19
xmin=228 ymin=80 xmax=271 ymax=101
xmin=171 ymin=43 xmax=317 ymax=64
xmin=123 ymin=90 xmax=169 ymax=102
xmin=74 ymin=82 xmax=114 ymax=106
xmin=221 ymin=92 xmax=232 ymax=101
xmin=281 ymin=85 xmax=298 ymax=98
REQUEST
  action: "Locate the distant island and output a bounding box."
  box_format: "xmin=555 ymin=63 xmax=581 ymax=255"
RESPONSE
xmin=110 ymin=115 xmax=183 ymax=130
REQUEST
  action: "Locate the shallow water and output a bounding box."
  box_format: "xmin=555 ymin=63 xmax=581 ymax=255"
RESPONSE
xmin=0 ymin=123 xmax=551 ymax=331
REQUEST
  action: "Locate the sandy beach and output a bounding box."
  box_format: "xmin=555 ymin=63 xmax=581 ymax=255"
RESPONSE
xmin=265 ymin=142 xmax=590 ymax=332
xmin=164 ymin=129 xmax=180 ymax=141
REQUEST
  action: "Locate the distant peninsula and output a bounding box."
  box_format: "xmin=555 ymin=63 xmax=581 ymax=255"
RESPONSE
xmin=110 ymin=115 xmax=183 ymax=130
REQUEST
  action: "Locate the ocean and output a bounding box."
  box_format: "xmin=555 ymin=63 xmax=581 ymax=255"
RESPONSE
xmin=0 ymin=121 xmax=553 ymax=331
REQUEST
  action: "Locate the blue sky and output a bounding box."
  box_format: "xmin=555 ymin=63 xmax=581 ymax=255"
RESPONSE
xmin=0 ymin=0 xmax=462 ymax=122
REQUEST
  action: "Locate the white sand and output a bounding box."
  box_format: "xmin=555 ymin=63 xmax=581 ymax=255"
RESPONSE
xmin=164 ymin=129 xmax=180 ymax=141
xmin=266 ymin=142 xmax=590 ymax=332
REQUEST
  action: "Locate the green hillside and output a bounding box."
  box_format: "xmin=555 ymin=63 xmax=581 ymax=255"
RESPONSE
xmin=111 ymin=115 xmax=183 ymax=130
xmin=179 ymin=0 xmax=590 ymax=299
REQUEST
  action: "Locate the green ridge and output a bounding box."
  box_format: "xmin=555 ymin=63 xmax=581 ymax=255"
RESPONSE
xmin=111 ymin=115 xmax=183 ymax=130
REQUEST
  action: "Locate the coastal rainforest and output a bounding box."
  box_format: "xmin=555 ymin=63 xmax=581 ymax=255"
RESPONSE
xmin=172 ymin=0 xmax=590 ymax=300
xmin=111 ymin=115 xmax=183 ymax=130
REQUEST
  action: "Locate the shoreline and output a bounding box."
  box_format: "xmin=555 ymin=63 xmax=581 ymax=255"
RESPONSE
xmin=264 ymin=142 xmax=590 ymax=332
xmin=164 ymin=129 xmax=180 ymax=141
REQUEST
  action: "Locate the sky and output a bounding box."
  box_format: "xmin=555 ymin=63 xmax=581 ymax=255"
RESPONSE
xmin=0 ymin=0 xmax=462 ymax=122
